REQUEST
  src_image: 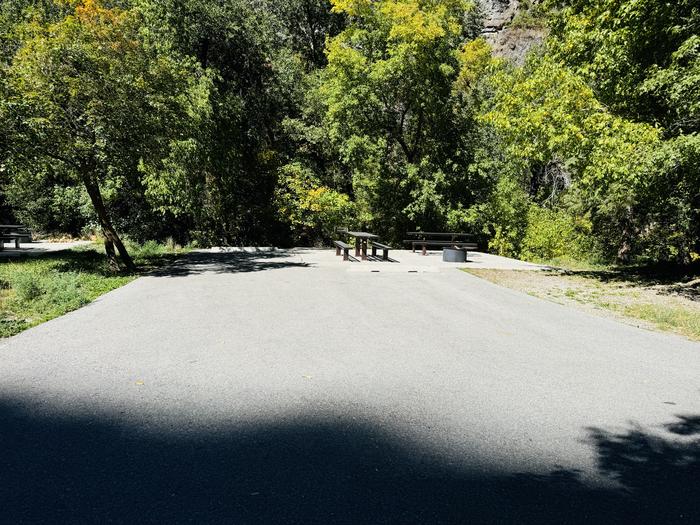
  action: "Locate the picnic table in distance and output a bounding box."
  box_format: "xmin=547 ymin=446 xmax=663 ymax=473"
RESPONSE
xmin=345 ymin=231 xmax=379 ymax=260
xmin=334 ymin=229 xmax=393 ymax=262
xmin=404 ymin=232 xmax=476 ymax=256
xmin=0 ymin=224 xmax=32 ymax=250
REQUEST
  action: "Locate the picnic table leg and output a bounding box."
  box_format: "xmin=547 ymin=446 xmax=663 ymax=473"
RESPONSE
xmin=355 ymin=238 xmax=361 ymax=257
xmin=422 ymin=243 xmax=427 ymax=256
xmin=361 ymin=239 xmax=368 ymax=261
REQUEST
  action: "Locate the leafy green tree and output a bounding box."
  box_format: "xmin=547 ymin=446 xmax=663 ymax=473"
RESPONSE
xmin=547 ymin=0 xmax=700 ymax=133
xmin=2 ymin=0 xmax=210 ymax=269
xmin=544 ymin=0 xmax=700 ymax=261
xmin=483 ymin=54 xmax=660 ymax=261
xmin=633 ymin=134 xmax=700 ymax=263
xmin=136 ymin=0 xmax=311 ymax=245
xmin=317 ymin=0 xmax=488 ymax=239
xmin=265 ymin=0 xmax=347 ymax=69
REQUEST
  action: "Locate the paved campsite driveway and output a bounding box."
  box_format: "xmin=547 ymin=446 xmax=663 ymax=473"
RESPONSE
xmin=1 ymin=249 xmax=699 ymax=523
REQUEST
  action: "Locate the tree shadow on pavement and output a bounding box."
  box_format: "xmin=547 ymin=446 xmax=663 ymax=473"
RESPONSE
xmin=1 ymin=397 xmax=697 ymax=524
xmin=586 ymin=414 xmax=700 ymax=523
xmin=148 ymin=250 xmax=311 ymax=278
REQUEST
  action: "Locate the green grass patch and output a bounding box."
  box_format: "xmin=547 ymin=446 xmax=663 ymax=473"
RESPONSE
xmin=0 ymin=242 xmax=190 ymax=338
xmin=620 ymin=303 xmax=700 ymax=339
xmin=526 ymin=255 xmax=612 ymax=272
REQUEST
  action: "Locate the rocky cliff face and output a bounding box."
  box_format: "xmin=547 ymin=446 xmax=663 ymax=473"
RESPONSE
xmin=478 ymin=0 xmax=546 ymax=64
xmin=480 ymin=0 xmax=520 ymax=33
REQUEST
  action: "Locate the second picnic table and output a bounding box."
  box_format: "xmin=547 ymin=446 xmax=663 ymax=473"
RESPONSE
xmin=405 ymin=232 xmax=476 ymax=256
xmin=0 ymin=224 xmax=31 ymax=251
xmin=346 ymin=231 xmax=379 ymax=261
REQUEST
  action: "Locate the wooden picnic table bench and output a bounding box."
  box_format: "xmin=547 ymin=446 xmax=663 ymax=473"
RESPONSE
xmin=0 ymin=225 xmax=32 ymax=244
xmin=334 ymin=240 xmax=351 ymax=261
xmin=371 ymin=241 xmax=391 ymax=261
xmin=407 ymin=232 xmax=472 ymax=237
xmin=403 ymin=240 xmax=478 ymax=255
xmin=0 ymin=233 xmax=24 ymax=250
xmin=404 ymin=232 xmax=476 ymax=255
xmin=334 ymin=229 xmax=391 ymax=262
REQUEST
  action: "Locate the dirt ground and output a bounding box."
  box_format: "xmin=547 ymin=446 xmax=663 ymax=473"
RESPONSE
xmin=466 ymin=268 xmax=700 ymax=341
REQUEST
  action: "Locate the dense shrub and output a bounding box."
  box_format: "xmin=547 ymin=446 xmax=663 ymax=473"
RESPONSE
xmin=274 ymin=163 xmax=355 ymax=245
xmin=521 ymin=205 xmax=593 ymax=263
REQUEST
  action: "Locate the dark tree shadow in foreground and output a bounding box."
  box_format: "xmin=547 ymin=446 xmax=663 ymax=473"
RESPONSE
xmin=0 ymin=399 xmax=697 ymax=524
xmin=587 ymin=415 xmax=700 ymax=523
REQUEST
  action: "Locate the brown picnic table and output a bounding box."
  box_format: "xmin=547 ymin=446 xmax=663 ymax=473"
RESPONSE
xmin=346 ymin=231 xmax=379 ymax=261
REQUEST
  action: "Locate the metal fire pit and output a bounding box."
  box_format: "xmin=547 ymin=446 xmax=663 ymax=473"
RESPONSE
xmin=442 ymin=247 xmax=467 ymax=263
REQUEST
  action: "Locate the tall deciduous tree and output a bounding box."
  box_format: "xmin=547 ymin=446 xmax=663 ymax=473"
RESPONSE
xmin=2 ymin=0 xmax=210 ymax=270
xmin=136 ymin=0 xmax=309 ymax=245
xmin=483 ymin=54 xmax=660 ymax=261
xmin=319 ymin=0 xmax=487 ymax=238
xmin=545 ymin=0 xmax=700 ymax=261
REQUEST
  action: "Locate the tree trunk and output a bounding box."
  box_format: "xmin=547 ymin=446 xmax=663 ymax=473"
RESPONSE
xmin=617 ymin=237 xmax=632 ymax=264
xmin=617 ymin=206 xmax=634 ymax=264
xmin=103 ymin=238 xmax=120 ymax=272
xmin=198 ymin=37 xmax=210 ymax=69
xmin=82 ymin=174 xmax=136 ymax=272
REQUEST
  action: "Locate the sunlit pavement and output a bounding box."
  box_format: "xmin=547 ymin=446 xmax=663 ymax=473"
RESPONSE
xmin=0 ymin=239 xmax=92 ymax=258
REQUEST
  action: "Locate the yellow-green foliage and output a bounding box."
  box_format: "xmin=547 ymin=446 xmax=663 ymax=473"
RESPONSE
xmin=521 ymin=205 xmax=591 ymax=262
xmin=546 ymin=0 xmax=699 ymax=128
xmin=274 ymin=163 xmax=355 ymax=244
xmin=482 ymin=54 xmax=661 ymax=259
xmin=321 ymin=0 xmax=487 ymax=237
xmin=453 ymin=38 xmax=494 ymax=94
xmin=484 ymin=55 xmax=659 ymax=176
xmin=451 ymin=176 xmax=529 ymax=258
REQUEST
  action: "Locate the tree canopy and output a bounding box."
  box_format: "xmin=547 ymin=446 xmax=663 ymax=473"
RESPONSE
xmin=1 ymin=0 xmax=698 ymax=267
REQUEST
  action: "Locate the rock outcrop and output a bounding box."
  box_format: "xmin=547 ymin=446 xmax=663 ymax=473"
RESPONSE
xmin=478 ymin=0 xmax=547 ymax=64
xmin=481 ymin=0 xmax=520 ymax=33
